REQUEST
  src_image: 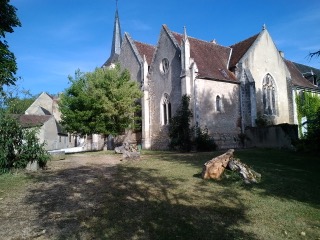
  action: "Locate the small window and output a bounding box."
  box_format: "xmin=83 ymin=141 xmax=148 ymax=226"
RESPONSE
xmin=216 ymin=95 xmax=222 ymax=112
xmin=160 ymin=58 xmax=169 ymax=74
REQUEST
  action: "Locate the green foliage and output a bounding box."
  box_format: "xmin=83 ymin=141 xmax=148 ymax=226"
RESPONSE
xmin=0 ymin=112 xmax=49 ymax=173
xmin=0 ymin=0 xmax=21 ymax=94
xmin=295 ymin=91 xmax=320 ymax=133
xmin=0 ymin=112 xmax=22 ymax=172
xmin=295 ymin=91 xmax=320 ymax=152
xmin=5 ymin=90 xmax=35 ymax=114
xmin=194 ymin=126 xmax=217 ymax=152
xmin=169 ymin=95 xmax=193 ymax=152
xmin=169 ymin=95 xmax=216 ymax=152
xmin=59 ymin=65 xmax=142 ymax=136
xmin=19 ymin=128 xmax=50 ymax=168
xmin=255 ymin=114 xmax=274 ymax=127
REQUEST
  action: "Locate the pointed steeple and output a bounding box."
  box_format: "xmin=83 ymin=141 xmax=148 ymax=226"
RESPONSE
xmin=103 ymin=1 xmax=122 ymax=67
xmin=111 ymin=2 xmax=122 ymax=56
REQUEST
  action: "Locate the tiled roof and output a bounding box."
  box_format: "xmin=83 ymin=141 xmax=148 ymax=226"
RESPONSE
xmin=172 ymin=32 xmax=237 ymax=82
xmin=134 ymin=41 xmax=156 ymax=65
xmin=14 ymin=114 xmax=52 ymax=128
xmin=284 ymin=59 xmax=318 ymax=89
xmin=229 ymin=34 xmax=259 ymax=67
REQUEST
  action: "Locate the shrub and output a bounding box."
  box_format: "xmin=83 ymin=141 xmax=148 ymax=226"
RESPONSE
xmin=169 ymin=95 xmax=217 ymax=152
xmin=0 ymin=112 xmax=50 ymax=173
xmin=194 ymin=126 xmax=217 ymax=152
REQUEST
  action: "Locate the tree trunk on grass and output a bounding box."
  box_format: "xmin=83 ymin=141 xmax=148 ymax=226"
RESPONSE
xmin=202 ymin=149 xmax=234 ymax=180
xmin=115 ymin=142 xmax=140 ymax=160
xmin=228 ymin=158 xmax=261 ymax=184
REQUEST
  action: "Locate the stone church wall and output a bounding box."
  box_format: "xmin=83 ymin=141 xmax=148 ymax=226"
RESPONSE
xmin=240 ymin=30 xmax=291 ymax=124
xmin=195 ymin=79 xmax=241 ymax=149
xmin=118 ymin=37 xmax=142 ymax=84
xmin=149 ymin=28 xmax=182 ymax=149
xmin=244 ymin=124 xmax=298 ymax=149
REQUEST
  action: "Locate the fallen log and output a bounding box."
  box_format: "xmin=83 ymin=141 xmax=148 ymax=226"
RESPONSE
xmin=201 ymin=149 xmax=261 ymax=184
xmin=115 ymin=142 xmax=140 ymax=160
xmin=202 ymin=149 xmax=234 ymax=180
xmin=228 ymin=158 xmax=261 ymax=184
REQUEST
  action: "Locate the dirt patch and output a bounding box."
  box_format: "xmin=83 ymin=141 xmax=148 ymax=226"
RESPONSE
xmin=0 ymin=152 xmax=123 ymax=240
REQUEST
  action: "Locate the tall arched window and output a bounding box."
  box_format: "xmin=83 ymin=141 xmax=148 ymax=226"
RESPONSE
xmin=216 ymin=95 xmax=222 ymax=112
xmin=161 ymin=93 xmax=171 ymax=125
xmin=262 ymin=74 xmax=276 ymax=115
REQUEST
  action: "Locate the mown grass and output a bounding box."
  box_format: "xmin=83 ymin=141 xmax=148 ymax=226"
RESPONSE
xmin=2 ymin=149 xmax=320 ymax=239
xmin=93 ymin=149 xmax=320 ymax=239
xmin=0 ymin=171 xmax=30 ymax=198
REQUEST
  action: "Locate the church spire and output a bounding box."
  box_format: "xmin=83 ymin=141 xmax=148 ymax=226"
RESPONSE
xmin=111 ymin=0 xmax=122 ymax=57
xmin=104 ymin=1 xmax=122 ymax=67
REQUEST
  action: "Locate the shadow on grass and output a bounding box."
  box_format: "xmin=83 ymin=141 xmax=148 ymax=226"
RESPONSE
xmin=235 ymin=149 xmax=320 ymax=207
xmin=151 ymin=149 xmax=320 ymax=208
xmin=25 ymin=163 xmax=257 ymax=240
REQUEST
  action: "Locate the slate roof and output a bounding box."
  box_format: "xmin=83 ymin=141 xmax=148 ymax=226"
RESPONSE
xmin=13 ymin=114 xmax=52 ymax=128
xmin=172 ymin=32 xmax=237 ymax=82
xmin=284 ymin=59 xmax=318 ymax=89
xmin=229 ymin=34 xmax=259 ymax=68
xmin=294 ymin=62 xmax=320 ymax=76
xmin=134 ymin=41 xmax=156 ymax=65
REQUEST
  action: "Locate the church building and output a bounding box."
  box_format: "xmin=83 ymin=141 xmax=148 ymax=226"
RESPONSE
xmin=104 ymin=7 xmax=320 ymax=150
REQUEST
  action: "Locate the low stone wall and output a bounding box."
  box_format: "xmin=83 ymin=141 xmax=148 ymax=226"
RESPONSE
xmin=48 ymin=150 xmax=65 ymax=161
xmin=244 ymin=124 xmax=298 ymax=149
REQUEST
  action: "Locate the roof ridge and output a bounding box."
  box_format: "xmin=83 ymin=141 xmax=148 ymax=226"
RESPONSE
xmin=133 ymin=40 xmax=156 ymax=48
xmin=229 ymin=33 xmax=260 ymax=47
xmin=171 ymin=31 xmax=231 ymax=49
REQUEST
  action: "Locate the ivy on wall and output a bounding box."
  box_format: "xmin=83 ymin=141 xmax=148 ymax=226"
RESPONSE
xmin=295 ymin=91 xmax=320 ymax=136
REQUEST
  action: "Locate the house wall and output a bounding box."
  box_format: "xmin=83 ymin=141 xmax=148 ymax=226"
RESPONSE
xmin=149 ymin=28 xmax=182 ymax=149
xmin=195 ymin=79 xmax=241 ymax=149
xmin=239 ymin=30 xmax=292 ymax=125
xmin=37 ymin=117 xmax=66 ymax=150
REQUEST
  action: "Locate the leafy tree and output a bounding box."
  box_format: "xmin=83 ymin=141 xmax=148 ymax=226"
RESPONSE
xmin=0 ymin=0 xmax=21 ymax=94
xmin=59 ymin=65 xmax=142 ymax=136
xmin=5 ymin=90 xmax=35 ymax=114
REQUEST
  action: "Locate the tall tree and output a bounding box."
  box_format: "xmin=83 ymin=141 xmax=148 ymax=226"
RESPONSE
xmin=59 ymin=66 xmax=142 ymax=136
xmin=0 ymin=0 xmax=21 ymax=94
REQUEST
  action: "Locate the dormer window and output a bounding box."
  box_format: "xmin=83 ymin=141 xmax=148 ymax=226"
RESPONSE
xmin=160 ymin=58 xmax=169 ymax=74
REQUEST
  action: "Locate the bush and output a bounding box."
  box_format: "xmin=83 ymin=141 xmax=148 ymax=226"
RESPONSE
xmin=0 ymin=112 xmax=50 ymax=173
xmin=295 ymin=107 xmax=320 ymax=153
xmin=169 ymin=95 xmax=217 ymax=152
xmin=194 ymin=126 xmax=217 ymax=152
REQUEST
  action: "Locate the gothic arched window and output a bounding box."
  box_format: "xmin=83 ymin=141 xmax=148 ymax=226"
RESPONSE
xmin=161 ymin=93 xmax=171 ymax=125
xmin=262 ymin=74 xmax=277 ymax=115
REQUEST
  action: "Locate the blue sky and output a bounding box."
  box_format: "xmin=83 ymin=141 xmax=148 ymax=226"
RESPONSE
xmin=6 ymin=0 xmax=320 ymax=96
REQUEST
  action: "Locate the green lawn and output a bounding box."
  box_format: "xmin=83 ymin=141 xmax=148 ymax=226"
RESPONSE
xmin=1 ymin=149 xmax=319 ymax=239
xmin=97 ymin=149 xmax=320 ymax=239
